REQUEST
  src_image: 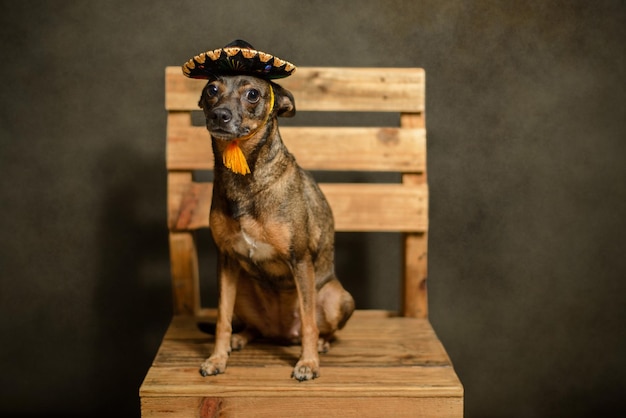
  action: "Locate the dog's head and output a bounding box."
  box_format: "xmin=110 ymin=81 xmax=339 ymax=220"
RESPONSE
xmin=198 ymin=75 xmax=295 ymax=142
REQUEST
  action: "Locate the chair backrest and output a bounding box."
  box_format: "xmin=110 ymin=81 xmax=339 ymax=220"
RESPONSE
xmin=165 ymin=67 xmax=428 ymax=318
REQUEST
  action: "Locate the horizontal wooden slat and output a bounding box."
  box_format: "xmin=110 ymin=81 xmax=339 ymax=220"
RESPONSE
xmin=142 ymin=396 xmax=463 ymax=418
xmin=167 ymin=116 xmax=425 ymax=172
xmin=142 ymin=365 xmax=457 ymax=397
xmin=165 ymin=66 xmax=424 ymax=112
xmin=323 ymin=183 xmax=428 ymax=231
xmin=168 ymin=182 xmax=427 ymax=232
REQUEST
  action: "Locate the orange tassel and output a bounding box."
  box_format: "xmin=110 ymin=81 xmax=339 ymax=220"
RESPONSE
xmin=223 ymin=141 xmax=250 ymax=175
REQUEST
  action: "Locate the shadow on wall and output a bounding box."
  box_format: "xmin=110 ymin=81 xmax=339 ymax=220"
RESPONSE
xmin=91 ymin=143 xmax=171 ymax=416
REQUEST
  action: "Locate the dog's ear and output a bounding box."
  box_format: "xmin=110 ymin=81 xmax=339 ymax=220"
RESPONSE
xmin=271 ymin=82 xmax=296 ymax=118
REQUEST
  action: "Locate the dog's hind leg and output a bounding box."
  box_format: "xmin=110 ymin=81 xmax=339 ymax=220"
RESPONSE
xmin=317 ymin=278 xmax=355 ymax=329
xmin=317 ymin=337 xmax=331 ymax=354
xmin=231 ymin=326 xmax=258 ymax=351
xmin=314 ymin=277 xmax=355 ymax=356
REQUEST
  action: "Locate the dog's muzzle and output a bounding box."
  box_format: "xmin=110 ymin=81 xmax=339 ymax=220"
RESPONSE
xmin=210 ymin=108 xmax=233 ymax=125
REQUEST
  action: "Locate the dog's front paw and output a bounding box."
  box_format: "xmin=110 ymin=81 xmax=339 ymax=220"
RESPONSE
xmin=199 ymin=355 xmax=227 ymax=377
xmin=291 ymin=359 xmax=320 ymax=382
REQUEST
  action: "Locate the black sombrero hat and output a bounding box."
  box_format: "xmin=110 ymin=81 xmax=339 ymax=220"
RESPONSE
xmin=182 ymin=39 xmax=296 ymax=80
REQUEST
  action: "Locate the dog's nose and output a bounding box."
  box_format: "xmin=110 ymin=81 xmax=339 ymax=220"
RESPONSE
xmin=210 ymin=108 xmax=232 ymax=124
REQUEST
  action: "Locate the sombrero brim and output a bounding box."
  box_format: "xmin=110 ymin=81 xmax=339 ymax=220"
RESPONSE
xmin=182 ymin=46 xmax=296 ymax=80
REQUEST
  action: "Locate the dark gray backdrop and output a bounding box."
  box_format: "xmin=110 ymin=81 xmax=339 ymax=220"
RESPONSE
xmin=1 ymin=1 xmax=624 ymax=417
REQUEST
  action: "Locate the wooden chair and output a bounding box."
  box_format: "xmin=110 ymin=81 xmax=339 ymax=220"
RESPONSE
xmin=140 ymin=67 xmax=464 ymax=417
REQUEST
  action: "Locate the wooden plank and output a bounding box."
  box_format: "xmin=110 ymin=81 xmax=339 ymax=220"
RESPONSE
xmin=168 ymin=183 xmax=427 ymax=232
xmin=141 ymin=365 xmax=462 ymax=396
xmin=167 ymin=171 xmax=193 ymax=230
xmin=403 ymin=232 xmax=429 ymax=318
xmin=165 ymin=68 xmax=205 ymax=111
xmin=279 ymin=67 xmax=425 ymax=112
xmin=323 ymin=183 xmax=428 ymax=232
xmin=399 ymin=112 xmax=429 ymax=318
xmin=168 ymin=232 xmax=201 ymax=315
xmin=171 ymin=182 xmax=212 ymax=231
xmin=167 ymin=124 xmax=426 ymax=172
xmin=401 ymin=111 xmax=426 ymax=129
xmin=285 ymin=127 xmax=424 ymax=172
xmin=142 ymin=395 xmax=463 ymax=418
xmin=165 ymin=66 xmax=424 ymax=112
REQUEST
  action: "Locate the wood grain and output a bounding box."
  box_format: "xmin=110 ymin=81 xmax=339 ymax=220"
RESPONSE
xmin=167 ymin=123 xmax=426 ymax=172
xmin=142 ymin=396 xmax=462 ymax=418
xmin=168 ymin=182 xmax=428 ymax=232
xmin=140 ymin=311 xmax=463 ymax=417
xmin=165 ymin=66 xmax=424 ymax=113
xmin=168 ymin=232 xmax=200 ymax=315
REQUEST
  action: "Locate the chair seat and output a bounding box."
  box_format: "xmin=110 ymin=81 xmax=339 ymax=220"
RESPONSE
xmin=140 ymin=310 xmax=463 ymax=417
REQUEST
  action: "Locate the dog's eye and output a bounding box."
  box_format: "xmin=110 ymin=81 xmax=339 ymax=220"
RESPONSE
xmin=245 ymin=89 xmax=261 ymax=104
xmin=206 ymin=84 xmax=219 ymax=97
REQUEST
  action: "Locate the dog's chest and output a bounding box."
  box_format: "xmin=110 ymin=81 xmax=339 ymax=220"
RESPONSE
xmin=232 ymin=229 xmax=276 ymax=261
xmin=212 ymin=210 xmax=292 ymax=273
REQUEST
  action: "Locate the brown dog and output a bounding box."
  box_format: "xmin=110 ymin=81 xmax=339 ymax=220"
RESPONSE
xmin=197 ymin=74 xmax=355 ymax=381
